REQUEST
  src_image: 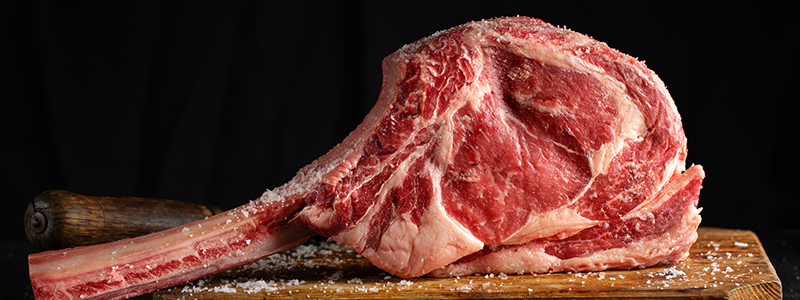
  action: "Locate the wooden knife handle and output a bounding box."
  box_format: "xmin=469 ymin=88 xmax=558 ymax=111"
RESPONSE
xmin=24 ymin=189 xmax=222 ymax=251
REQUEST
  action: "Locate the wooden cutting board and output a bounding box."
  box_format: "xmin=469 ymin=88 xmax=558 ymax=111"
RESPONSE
xmin=147 ymin=227 xmax=781 ymax=299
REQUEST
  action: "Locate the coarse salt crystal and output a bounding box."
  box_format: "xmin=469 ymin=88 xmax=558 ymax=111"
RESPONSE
xmin=649 ymin=266 xmax=685 ymax=279
xmin=348 ymin=278 xmax=363 ymax=284
xmin=455 ymin=285 xmax=472 ymax=292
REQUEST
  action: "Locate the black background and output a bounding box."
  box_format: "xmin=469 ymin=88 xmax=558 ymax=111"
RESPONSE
xmin=3 ymin=1 xmax=798 ymax=298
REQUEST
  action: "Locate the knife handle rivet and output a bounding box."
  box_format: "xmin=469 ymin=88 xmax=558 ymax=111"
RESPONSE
xmin=31 ymin=211 xmax=47 ymax=234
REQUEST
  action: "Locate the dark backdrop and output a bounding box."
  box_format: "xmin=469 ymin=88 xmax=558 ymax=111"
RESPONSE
xmin=4 ymin=1 xmax=797 ymax=243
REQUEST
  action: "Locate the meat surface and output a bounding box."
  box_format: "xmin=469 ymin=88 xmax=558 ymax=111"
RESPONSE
xmin=29 ymin=16 xmax=704 ymax=300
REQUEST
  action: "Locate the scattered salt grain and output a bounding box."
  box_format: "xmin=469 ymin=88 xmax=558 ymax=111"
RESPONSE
xmin=734 ymin=241 xmax=748 ymax=247
xmin=455 ymin=285 xmax=472 ymax=292
xmin=347 ymin=278 xmax=363 ymax=284
xmin=649 ymin=266 xmax=685 ymax=280
xmin=327 ymin=270 xmax=344 ymax=283
xmin=710 ymin=262 xmax=721 ymax=274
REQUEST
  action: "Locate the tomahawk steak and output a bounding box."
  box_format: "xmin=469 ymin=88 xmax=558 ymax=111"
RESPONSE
xmin=29 ymin=16 xmax=704 ymax=300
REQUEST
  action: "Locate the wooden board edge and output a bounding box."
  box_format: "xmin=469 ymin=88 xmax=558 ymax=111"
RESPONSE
xmin=727 ymin=281 xmax=783 ymax=300
xmin=722 ymin=228 xmax=783 ymax=300
xmin=144 ymin=227 xmax=785 ymax=299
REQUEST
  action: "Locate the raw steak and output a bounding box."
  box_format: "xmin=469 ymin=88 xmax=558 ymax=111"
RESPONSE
xmin=28 ymin=16 xmax=704 ymax=300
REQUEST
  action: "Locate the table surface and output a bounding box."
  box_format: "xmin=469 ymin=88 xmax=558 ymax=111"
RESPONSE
xmin=3 ymin=228 xmax=797 ymax=299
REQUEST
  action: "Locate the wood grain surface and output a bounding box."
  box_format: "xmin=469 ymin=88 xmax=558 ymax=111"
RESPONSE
xmin=25 ymin=190 xmax=219 ymax=251
xmin=145 ymin=227 xmax=781 ymax=299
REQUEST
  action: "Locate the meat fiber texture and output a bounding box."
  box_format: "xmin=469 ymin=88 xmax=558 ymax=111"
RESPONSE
xmin=29 ymin=16 xmax=704 ymax=300
xmin=300 ymin=16 xmax=704 ymax=277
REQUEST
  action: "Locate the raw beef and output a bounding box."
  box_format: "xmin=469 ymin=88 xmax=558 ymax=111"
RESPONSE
xmin=29 ymin=16 xmax=704 ymax=300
